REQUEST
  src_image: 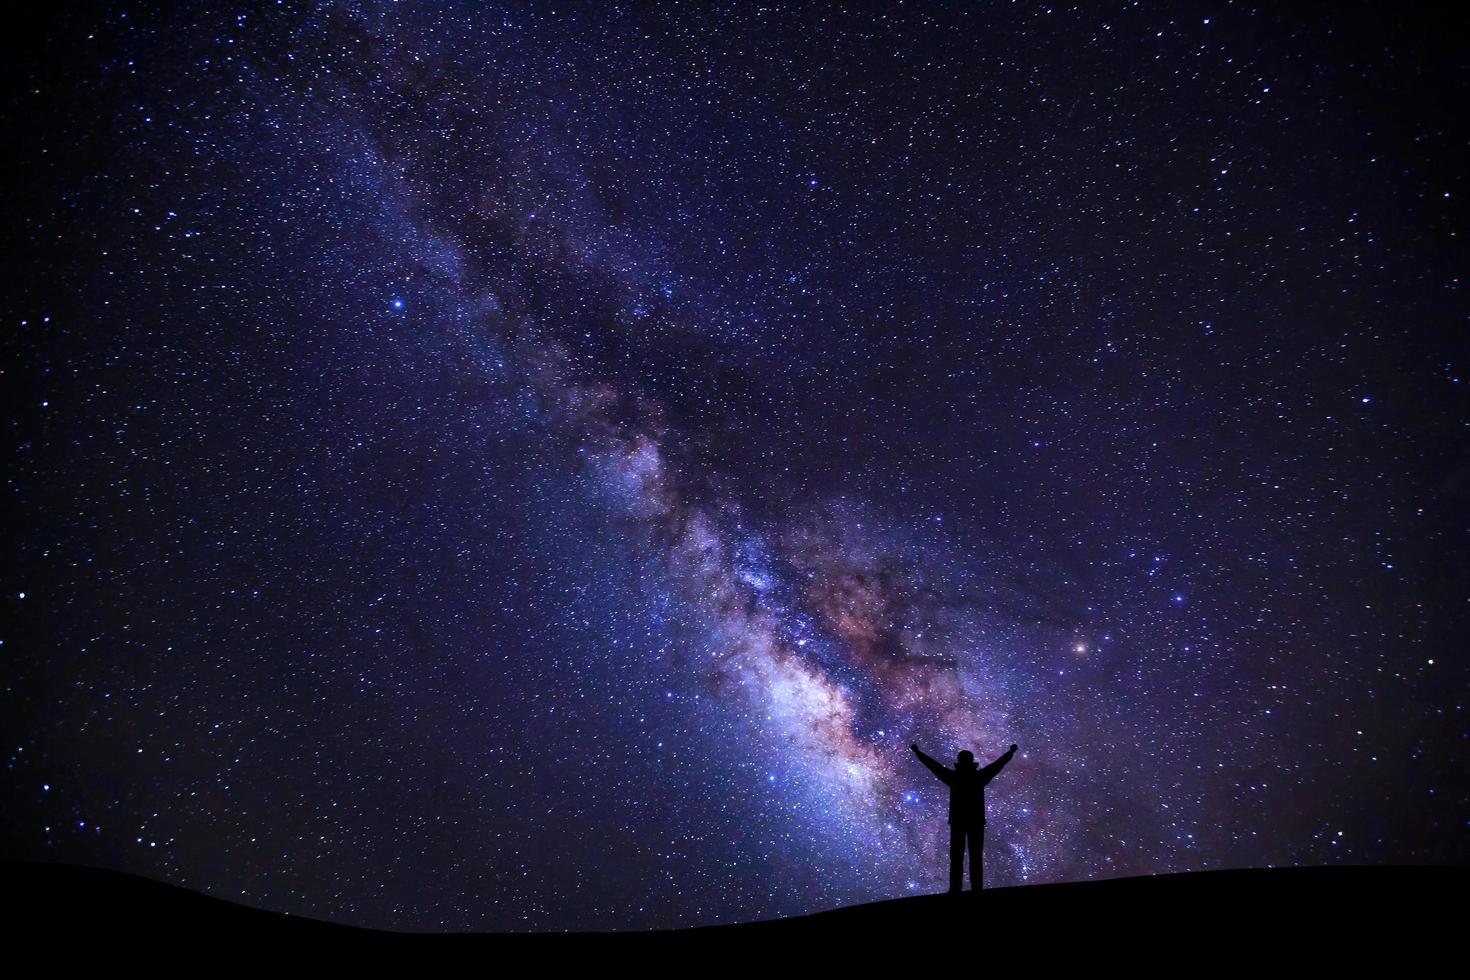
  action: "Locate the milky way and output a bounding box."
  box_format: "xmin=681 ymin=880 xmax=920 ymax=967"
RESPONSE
xmin=4 ymin=3 xmax=1467 ymax=931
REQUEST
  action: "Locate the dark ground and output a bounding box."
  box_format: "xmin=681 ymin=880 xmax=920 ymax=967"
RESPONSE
xmin=4 ymin=859 xmax=1461 ymax=964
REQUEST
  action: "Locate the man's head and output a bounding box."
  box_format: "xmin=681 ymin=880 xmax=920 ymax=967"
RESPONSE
xmin=956 ymin=750 xmax=976 ymax=770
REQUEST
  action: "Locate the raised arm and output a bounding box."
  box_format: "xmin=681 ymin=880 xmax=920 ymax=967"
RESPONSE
xmin=911 ymin=743 xmax=954 ymax=785
xmin=980 ymin=743 xmax=1018 ymax=782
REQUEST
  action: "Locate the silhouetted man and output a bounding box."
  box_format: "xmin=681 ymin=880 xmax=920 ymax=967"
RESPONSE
xmin=910 ymin=741 xmax=1017 ymax=893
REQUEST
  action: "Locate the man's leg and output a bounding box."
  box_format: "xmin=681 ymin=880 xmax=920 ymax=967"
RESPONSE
xmin=969 ymin=824 xmax=985 ymax=891
xmin=948 ymin=825 xmax=964 ymax=893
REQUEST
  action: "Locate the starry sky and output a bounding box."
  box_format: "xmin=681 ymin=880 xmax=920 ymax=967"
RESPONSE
xmin=3 ymin=1 xmax=1467 ymax=932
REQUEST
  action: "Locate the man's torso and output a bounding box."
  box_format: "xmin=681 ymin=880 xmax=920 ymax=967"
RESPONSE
xmin=947 ymin=770 xmax=987 ymax=826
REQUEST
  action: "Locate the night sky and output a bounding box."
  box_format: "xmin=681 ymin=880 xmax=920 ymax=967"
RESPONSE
xmin=3 ymin=2 xmax=1467 ymax=932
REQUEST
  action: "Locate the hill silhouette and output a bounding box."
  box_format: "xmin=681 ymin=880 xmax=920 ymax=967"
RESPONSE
xmin=2 ymin=859 xmax=1461 ymax=960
